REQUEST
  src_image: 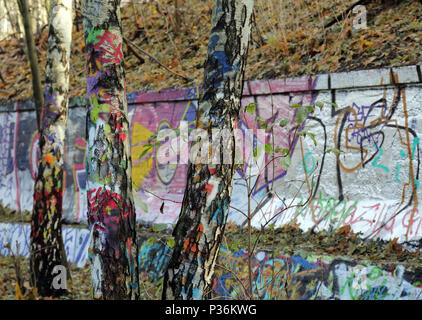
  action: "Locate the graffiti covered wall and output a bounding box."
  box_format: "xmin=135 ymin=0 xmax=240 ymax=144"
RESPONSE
xmin=0 ymin=222 xmax=89 ymax=268
xmin=250 ymin=66 xmax=422 ymax=245
xmin=2 ymin=222 xmax=421 ymax=300
xmin=0 ymin=65 xmax=422 ymax=244
xmin=0 ymin=98 xmax=88 ymax=223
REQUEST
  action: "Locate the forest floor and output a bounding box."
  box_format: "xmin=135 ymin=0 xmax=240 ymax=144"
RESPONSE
xmin=0 ymin=255 xmax=164 ymax=300
xmin=0 ymin=0 xmax=421 ymax=102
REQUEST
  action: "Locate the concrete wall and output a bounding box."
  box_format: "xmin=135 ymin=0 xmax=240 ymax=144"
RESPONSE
xmin=251 ymin=66 xmax=422 ymax=245
xmin=0 ymin=222 xmax=89 ymax=268
xmin=1 ymin=222 xmax=421 ymax=300
xmin=1 ymin=65 xmax=422 ymax=245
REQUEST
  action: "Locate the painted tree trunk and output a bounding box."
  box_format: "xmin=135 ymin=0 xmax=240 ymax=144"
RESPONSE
xmin=82 ymin=0 xmax=139 ymax=300
xmin=163 ymin=0 xmax=255 ymax=300
xmin=29 ymin=0 xmax=72 ymax=297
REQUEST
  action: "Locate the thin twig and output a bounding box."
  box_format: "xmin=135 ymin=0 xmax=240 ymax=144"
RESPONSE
xmin=123 ymin=36 xmax=193 ymax=83
xmin=229 ymin=205 xmax=249 ymax=219
xmin=138 ymin=187 xmax=182 ymax=204
xmin=126 ymin=42 xmax=145 ymax=64
xmin=214 ymin=263 xmax=251 ymax=299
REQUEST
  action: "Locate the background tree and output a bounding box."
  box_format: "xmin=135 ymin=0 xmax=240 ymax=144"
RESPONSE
xmin=16 ymin=0 xmax=43 ymax=127
xmin=162 ymin=0 xmax=255 ymax=300
xmin=2 ymin=0 xmax=21 ymax=36
xmin=29 ymin=0 xmax=73 ymax=297
xmin=82 ymin=0 xmax=139 ymax=300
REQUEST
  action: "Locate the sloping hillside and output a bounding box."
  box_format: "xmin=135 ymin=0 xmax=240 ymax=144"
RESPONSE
xmin=0 ymin=0 xmax=421 ymax=102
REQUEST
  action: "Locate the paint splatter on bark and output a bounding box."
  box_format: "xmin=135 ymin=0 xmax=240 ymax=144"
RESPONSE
xmin=82 ymin=0 xmax=139 ymax=300
xmin=30 ymin=0 xmax=72 ymax=297
xmin=163 ymin=0 xmax=255 ymax=300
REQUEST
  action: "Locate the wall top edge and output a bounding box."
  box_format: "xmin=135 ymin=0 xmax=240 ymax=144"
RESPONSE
xmin=125 ymin=65 xmax=421 ymax=103
xmin=0 ymin=65 xmax=420 ymax=111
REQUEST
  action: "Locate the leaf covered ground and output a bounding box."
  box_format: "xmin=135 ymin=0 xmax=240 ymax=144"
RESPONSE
xmin=0 ymin=254 xmax=163 ymax=300
xmin=0 ymin=0 xmax=421 ymax=101
xmin=223 ymin=222 xmax=422 ymax=267
xmin=0 ymin=255 xmax=91 ymax=300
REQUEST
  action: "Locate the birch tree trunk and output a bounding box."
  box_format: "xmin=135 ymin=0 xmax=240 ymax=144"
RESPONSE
xmin=34 ymin=1 xmax=41 ymax=34
xmin=162 ymin=0 xmax=255 ymax=300
xmin=3 ymin=0 xmax=21 ymax=36
xmin=29 ymin=0 xmax=72 ymax=297
xmin=82 ymin=0 xmax=139 ymax=300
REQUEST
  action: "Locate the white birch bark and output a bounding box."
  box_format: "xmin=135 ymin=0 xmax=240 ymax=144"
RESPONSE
xmin=163 ymin=0 xmax=255 ymax=300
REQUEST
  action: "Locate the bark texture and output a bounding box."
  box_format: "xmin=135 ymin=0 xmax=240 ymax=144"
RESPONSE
xmin=163 ymin=0 xmax=254 ymax=300
xmin=29 ymin=0 xmax=72 ymax=297
xmin=82 ymin=0 xmax=139 ymax=300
